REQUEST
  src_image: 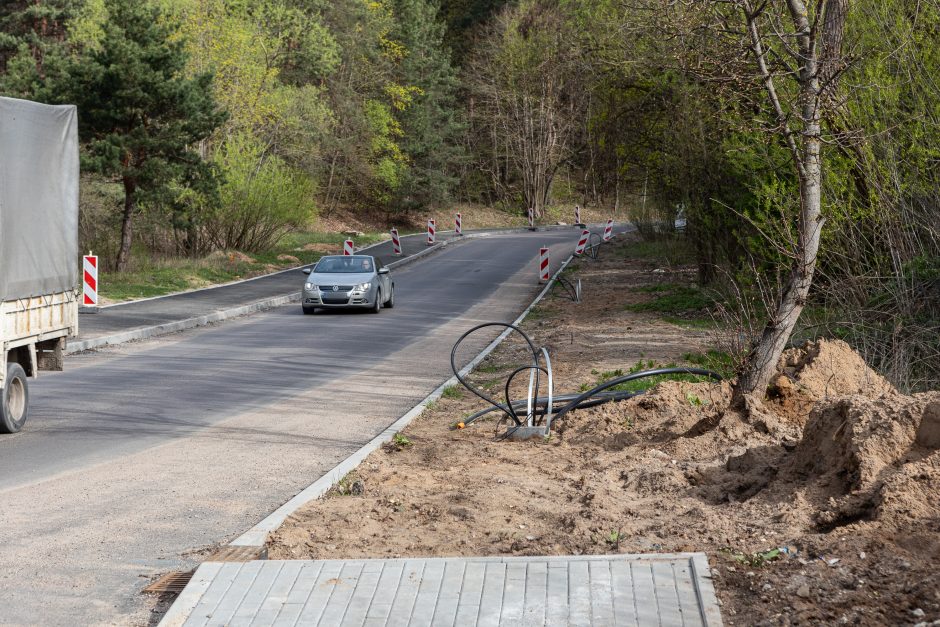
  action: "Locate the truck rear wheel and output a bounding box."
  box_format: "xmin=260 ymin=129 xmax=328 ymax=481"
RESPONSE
xmin=0 ymin=363 xmax=29 ymax=433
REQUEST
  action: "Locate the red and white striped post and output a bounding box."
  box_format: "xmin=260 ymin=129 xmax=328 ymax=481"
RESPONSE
xmin=538 ymin=247 xmax=550 ymax=283
xmin=390 ymin=228 xmax=401 ymax=255
xmin=603 ymin=219 xmax=613 ymax=242
xmin=528 ymin=207 xmax=535 ymax=230
xmin=575 ymin=229 xmax=589 ymax=256
xmin=343 ymin=239 xmax=354 ymax=255
xmin=455 ymin=212 xmax=462 ymax=236
xmin=427 ymin=219 xmax=436 ymax=245
xmin=82 ymin=253 xmax=98 ymax=306
xmin=575 ymin=205 xmax=581 ymax=226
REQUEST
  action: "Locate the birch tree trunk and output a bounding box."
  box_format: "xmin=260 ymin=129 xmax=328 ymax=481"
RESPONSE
xmin=734 ymin=0 xmax=844 ymax=397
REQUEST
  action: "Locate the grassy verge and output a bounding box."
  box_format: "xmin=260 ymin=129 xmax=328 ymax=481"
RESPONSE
xmin=620 ymin=237 xmax=695 ymax=266
xmin=626 ymin=282 xmax=719 ymax=329
xmin=579 ymin=352 xmax=734 ymax=395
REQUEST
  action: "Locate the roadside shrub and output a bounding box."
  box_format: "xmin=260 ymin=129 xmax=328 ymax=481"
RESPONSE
xmin=204 ymin=132 xmax=315 ymax=252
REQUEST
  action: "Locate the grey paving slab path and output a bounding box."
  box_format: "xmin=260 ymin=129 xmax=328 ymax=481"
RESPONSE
xmin=161 ymin=554 xmax=722 ymax=627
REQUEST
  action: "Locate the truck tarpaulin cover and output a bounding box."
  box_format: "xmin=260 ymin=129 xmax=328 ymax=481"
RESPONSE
xmin=0 ymin=96 xmax=79 ymax=300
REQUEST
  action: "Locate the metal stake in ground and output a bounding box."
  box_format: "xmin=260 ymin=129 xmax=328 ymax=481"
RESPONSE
xmin=343 ymin=239 xmax=354 ymax=255
xmin=575 ymin=229 xmax=589 ymax=256
xmin=391 ymin=228 xmax=401 ymax=255
xmin=539 ymin=247 xmax=549 ymax=283
xmin=603 ymin=219 xmax=613 ymax=242
xmin=528 ymin=207 xmax=536 ymax=231
xmin=427 ymin=219 xmax=436 ymax=245
xmin=455 ymin=212 xmax=462 ymax=236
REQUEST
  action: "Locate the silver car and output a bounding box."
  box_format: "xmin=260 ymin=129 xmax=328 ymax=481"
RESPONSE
xmin=301 ymin=255 xmax=394 ymax=314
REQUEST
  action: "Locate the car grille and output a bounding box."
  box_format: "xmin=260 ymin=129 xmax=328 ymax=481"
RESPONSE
xmin=321 ymin=295 xmax=350 ymax=304
xmin=317 ymin=285 xmax=354 ymax=292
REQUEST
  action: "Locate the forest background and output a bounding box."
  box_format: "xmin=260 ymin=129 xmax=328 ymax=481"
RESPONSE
xmin=0 ymin=0 xmax=937 ymax=391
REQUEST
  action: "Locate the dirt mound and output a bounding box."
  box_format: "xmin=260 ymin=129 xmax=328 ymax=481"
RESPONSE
xmin=206 ymin=250 xmax=255 ymax=264
xmin=781 ymin=392 xmax=940 ymax=529
xmin=766 ymin=339 xmax=895 ymax=425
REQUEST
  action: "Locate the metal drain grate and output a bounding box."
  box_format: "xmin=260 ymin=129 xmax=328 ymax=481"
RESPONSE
xmin=143 ymin=570 xmax=194 ymax=594
xmin=142 ymin=545 xmax=266 ymax=595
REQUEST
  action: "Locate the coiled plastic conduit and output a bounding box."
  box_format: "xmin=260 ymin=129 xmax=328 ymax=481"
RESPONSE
xmin=451 ymin=322 xmax=724 ymax=429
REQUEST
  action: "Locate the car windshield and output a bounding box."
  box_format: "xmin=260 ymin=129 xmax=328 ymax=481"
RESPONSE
xmin=314 ymin=256 xmax=373 ymax=273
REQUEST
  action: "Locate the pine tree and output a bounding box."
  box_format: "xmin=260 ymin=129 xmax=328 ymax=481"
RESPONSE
xmin=392 ymin=0 xmax=464 ymax=211
xmin=56 ymin=0 xmax=226 ymax=271
xmin=0 ymin=0 xmax=79 ymax=95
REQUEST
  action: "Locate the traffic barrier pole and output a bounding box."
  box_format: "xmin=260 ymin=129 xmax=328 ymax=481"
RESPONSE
xmin=391 ymin=228 xmax=401 ymax=255
xmin=603 ymin=219 xmax=613 ymax=242
xmin=575 ymin=229 xmax=589 ymax=256
xmin=343 ymin=239 xmax=354 ymax=255
xmin=539 ymin=247 xmax=550 ymax=283
xmin=82 ymin=253 xmax=98 ymax=306
xmin=455 ymin=212 xmax=462 ymax=236
xmin=427 ymin=219 xmax=436 ymax=245
xmin=575 ymin=205 xmax=581 ymax=226
xmin=528 ymin=207 xmax=535 ymax=230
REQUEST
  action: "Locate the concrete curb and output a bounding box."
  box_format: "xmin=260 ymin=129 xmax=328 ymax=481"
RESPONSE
xmin=66 ymin=293 xmax=302 ymax=354
xmin=227 ymin=253 xmax=576 ymax=548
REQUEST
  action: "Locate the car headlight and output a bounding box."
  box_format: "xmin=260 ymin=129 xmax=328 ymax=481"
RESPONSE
xmin=356 ymin=282 xmax=372 ymax=291
xmin=305 ymin=282 xmax=315 ymax=290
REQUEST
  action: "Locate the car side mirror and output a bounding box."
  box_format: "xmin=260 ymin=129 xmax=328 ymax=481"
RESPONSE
xmin=302 ymin=268 xmax=312 ymax=275
xmin=378 ymin=267 xmax=390 ymax=275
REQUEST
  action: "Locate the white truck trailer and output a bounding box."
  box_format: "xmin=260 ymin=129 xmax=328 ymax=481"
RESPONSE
xmin=0 ymin=96 xmax=80 ymax=433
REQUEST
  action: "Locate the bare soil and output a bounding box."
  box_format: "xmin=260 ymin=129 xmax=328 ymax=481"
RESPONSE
xmin=268 ymin=236 xmax=940 ymax=626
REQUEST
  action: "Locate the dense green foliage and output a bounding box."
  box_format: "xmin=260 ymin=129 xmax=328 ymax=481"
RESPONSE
xmin=1 ymin=0 xmax=464 ymax=259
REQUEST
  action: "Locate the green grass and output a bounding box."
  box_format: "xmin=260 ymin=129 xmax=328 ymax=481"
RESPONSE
xmin=626 ymin=283 xmax=720 ymax=328
xmin=101 ymin=260 xmax=253 ymax=301
xmin=441 ymin=385 xmax=463 ymax=399
xmin=583 ymin=359 xmax=721 ymax=394
xmin=661 ymin=315 xmax=717 ymax=329
xmin=621 ymin=238 xmax=694 ymax=265
xmin=524 ymin=305 xmax=549 ymax=321
xmin=633 ymin=283 xmax=684 ymax=293
xmin=682 ymin=349 xmax=737 ymax=379
xmin=626 ymin=286 xmax=713 ymax=313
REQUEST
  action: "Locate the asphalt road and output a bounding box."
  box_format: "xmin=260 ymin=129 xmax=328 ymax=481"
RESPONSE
xmin=0 ymin=229 xmax=595 ymax=626
xmin=73 ymin=229 xmax=446 ymax=344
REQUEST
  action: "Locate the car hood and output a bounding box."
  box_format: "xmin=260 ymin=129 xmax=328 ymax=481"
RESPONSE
xmin=306 ymin=271 xmax=375 ymax=286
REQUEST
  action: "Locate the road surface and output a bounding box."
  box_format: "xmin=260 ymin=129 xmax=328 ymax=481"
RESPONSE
xmin=0 ymin=230 xmax=593 ymax=625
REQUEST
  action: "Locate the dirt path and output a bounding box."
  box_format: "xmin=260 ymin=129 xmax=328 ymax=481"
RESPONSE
xmin=268 ymin=235 xmax=940 ymax=626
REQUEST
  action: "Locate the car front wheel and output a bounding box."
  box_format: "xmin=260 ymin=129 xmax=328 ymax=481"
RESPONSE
xmin=385 ymin=285 xmax=395 ymax=309
xmin=371 ymin=289 xmax=382 ymax=314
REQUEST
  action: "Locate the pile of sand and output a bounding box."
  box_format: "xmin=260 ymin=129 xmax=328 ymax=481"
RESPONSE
xmin=703 ymin=339 xmax=938 ymax=532
xmin=765 ymin=339 xmax=895 ymax=425
xmin=785 ymin=391 xmax=940 ymax=530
